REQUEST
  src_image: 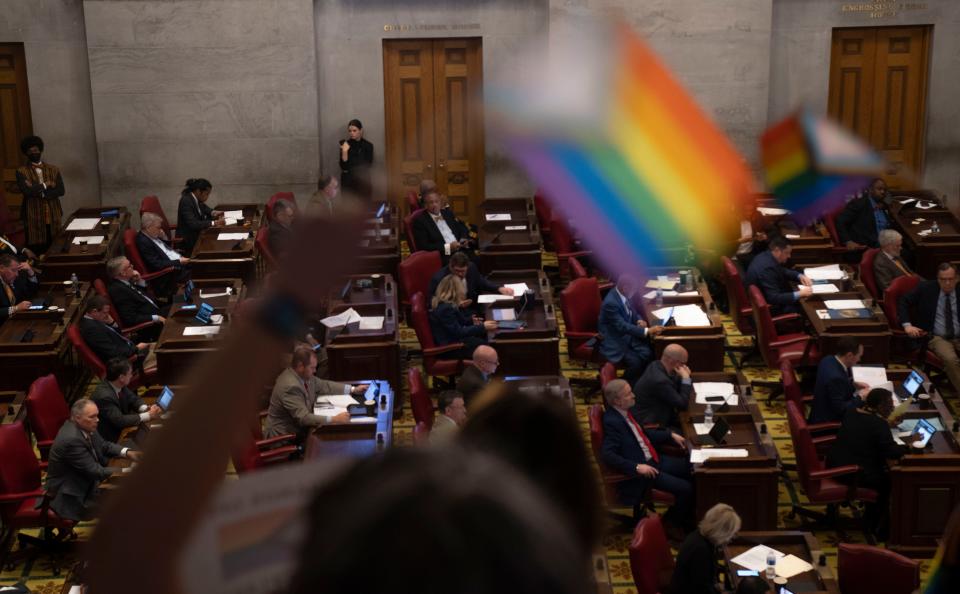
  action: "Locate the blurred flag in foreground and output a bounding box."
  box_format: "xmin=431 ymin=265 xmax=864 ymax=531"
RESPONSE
xmin=761 ymin=109 xmax=883 ymax=224
xmin=486 ymin=19 xmax=753 ymax=278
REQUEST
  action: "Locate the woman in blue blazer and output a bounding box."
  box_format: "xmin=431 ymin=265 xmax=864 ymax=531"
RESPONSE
xmin=429 ymin=274 xmax=496 ymax=359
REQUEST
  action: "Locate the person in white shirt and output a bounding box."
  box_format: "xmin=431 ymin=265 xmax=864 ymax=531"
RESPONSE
xmin=136 ymin=212 xmax=192 ymax=297
xmin=430 ymin=390 xmax=467 ymax=444
xmin=411 ymin=189 xmax=473 ymax=263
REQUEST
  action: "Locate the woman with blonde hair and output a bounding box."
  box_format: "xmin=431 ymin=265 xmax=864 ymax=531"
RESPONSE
xmin=671 ymin=503 xmax=742 ymax=594
xmin=428 ymin=274 xmax=496 ymax=359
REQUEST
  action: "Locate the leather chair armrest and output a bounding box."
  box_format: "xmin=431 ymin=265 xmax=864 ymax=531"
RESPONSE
xmin=768 ymin=335 xmax=811 ymax=349
xmin=142 ymin=267 xmax=177 ymax=282
xmin=808 ymin=465 xmax=859 ymax=480
xmin=259 ymin=445 xmax=299 ymax=464
xmin=121 ymin=319 xmax=163 ymax=337
xmin=423 ymin=343 xmax=467 ymax=357
xmin=0 ymin=488 xmax=44 ymax=504
xmin=256 ymin=434 xmax=297 ymax=449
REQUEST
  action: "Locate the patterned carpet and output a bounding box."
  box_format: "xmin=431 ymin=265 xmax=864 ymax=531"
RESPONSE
xmin=1 ymin=249 xmax=937 ymax=593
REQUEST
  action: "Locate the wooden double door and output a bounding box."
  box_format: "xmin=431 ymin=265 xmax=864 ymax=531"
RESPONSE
xmin=0 ymin=43 xmax=33 ymax=214
xmin=828 ymin=26 xmax=931 ymax=190
xmin=383 ymin=38 xmax=484 ymax=223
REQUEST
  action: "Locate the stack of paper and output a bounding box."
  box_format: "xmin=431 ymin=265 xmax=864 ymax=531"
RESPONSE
xmin=72 ymin=235 xmax=104 ymax=245
xmin=485 ymin=213 xmax=512 ymax=221
xmin=503 ymin=282 xmax=530 ymax=295
xmin=851 ymin=366 xmax=888 ymax=387
xmin=217 ymin=232 xmax=248 ymax=241
xmin=645 ymin=279 xmax=676 ymax=290
xmin=642 ymin=290 xmax=699 ymax=299
xmin=693 ymin=382 xmax=738 ymax=406
xmin=805 ymin=283 xmax=840 ymax=294
xmin=222 ymin=209 xmax=244 ymax=219
xmin=804 ymin=264 xmax=845 ymax=280
xmin=785 ymin=233 xmax=801 ymax=239
xmin=359 ymin=316 xmax=384 ymax=330
xmin=478 ymin=294 xmax=513 ymax=304
xmin=504 ymin=225 xmax=527 ymax=231
xmin=690 ymin=448 xmax=749 ymax=464
xmin=183 ymin=326 xmax=220 ymax=337
xmin=824 ymin=299 xmax=866 ymax=310
xmin=316 ymin=395 xmax=356 ymax=407
xmin=321 ymin=308 xmax=361 ymax=328
xmin=731 ymin=544 xmax=786 ymax=572
xmin=671 ymin=303 xmax=711 ymax=326
xmin=757 ymin=207 xmax=790 ymax=216
xmin=775 ymin=555 xmax=814 ymax=578
xmin=65 ymin=218 xmax=101 ymax=231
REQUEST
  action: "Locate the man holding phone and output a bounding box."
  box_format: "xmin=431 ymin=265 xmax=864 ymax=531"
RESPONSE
xmin=0 ymin=253 xmax=39 ymax=324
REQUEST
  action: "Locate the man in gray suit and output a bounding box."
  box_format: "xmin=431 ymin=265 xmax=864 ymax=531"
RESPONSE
xmin=264 ymin=345 xmax=368 ymax=441
xmin=46 ymin=399 xmax=142 ymax=521
xmin=873 ymin=229 xmax=914 ymax=294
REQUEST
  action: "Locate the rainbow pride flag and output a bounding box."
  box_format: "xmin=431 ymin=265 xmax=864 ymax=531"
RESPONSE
xmin=487 ymin=20 xmax=753 ymax=277
xmin=761 ymin=109 xmax=883 ymax=224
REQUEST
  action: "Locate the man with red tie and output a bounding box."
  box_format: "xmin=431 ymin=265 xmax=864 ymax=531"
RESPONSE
xmin=600 ymin=378 xmax=694 ymax=529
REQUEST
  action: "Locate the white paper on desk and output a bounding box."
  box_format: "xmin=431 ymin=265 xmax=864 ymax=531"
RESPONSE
xmin=223 ymin=210 xmax=244 ymax=219
xmin=358 ymin=316 xmax=384 ymax=331
xmin=224 ymin=218 xmax=238 ymax=226
xmin=694 ymin=423 xmax=735 ymax=436
xmin=804 ymin=283 xmax=840 ymax=294
xmin=200 ymin=289 xmax=232 ymax=298
xmin=671 ymin=303 xmax=711 ymax=326
xmin=67 ymin=587 xmax=83 ymax=594
xmin=477 ymin=293 xmax=513 ymax=304
xmin=645 ymin=279 xmax=676 ymax=290
xmin=72 ymin=235 xmax=104 ymax=245
xmin=804 ymin=264 xmax=845 ymax=280
xmin=740 ymin=220 xmax=753 ymax=237
xmin=693 ymin=381 xmax=735 ymax=395
xmin=824 ymin=299 xmax=866 ymax=309
xmin=651 ymin=306 xmax=674 ymax=321
xmin=815 ymin=309 xmax=830 ymax=319
xmin=695 ymin=394 xmax=738 ymax=407
xmin=180 ymin=458 xmax=348 ymax=594
xmin=775 ymin=554 xmax=814 ymax=578
xmin=757 ymin=207 xmax=790 ymax=216
xmin=183 ymin=326 xmax=220 ymax=336
xmin=731 ymin=544 xmax=786 ymax=572
xmin=210 ymin=314 xmax=224 ymax=325
xmin=689 ymin=448 xmax=749 ymax=464
xmin=65 ymin=217 xmax=101 ymax=231
xmin=316 ymin=395 xmax=356 ymax=407
xmin=899 ymin=198 xmax=916 ymax=205
xmin=644 ymin=290 xmax=677 ymax=299
xmin=313 ymin=405 xmax=348 ymax=417
xmin=504 ymin=225 xmax=527 ymax=231
xmin=485 ymin=213 xmax=511 ymax=221
xmin=503 ymin=282 xmax=530 ymax=295
xmin=785 ymin=233 xmax=801 ymax=239
xmin=918 ymin=229 xmax=933 ymax=237
xmin=349 ymin=416 xmax=377 ymax=424
xmin=361 ymin=228 xmax=392 ymax=237
xmin=917 ymin=200 xmax=936 ymax=210
xmin=320 ymin=308 xmax=361 ymax=328
xmin=852 ymin=366 xmax=888 ymax=387
xmin=217 ymin=232 xmax=248 ymax=241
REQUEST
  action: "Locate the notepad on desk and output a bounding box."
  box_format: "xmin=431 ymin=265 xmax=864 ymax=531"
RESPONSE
xmin=321 ymin=308 xmax=361 ymax=328
xmin=504 ymin=225 xmax=527 ymax=231
xmin=689 ymin=448 xmax=749 ymax=464
xmin=358 ymin=316 xmax=384 ymax=331
xmin=731 ymin=544 xmax=786 ymax=572
xmin=824 ymin=299 xmax=866 ymax=309
xmin=503 ymin=282 xmax=530 ymax=295
xmin=670 ymin=303 xmax=710 ymax=326
xmin=217 ymin=232 xmax=248 ymax=241
xmin=222 ymin=209 xmax=244 ymax=219
xmin=72 ymin=235 xmax=104 ymax=245
xmin=485 ymin=213 xmax=511 ymax=221
xmin=804 ymin=264 xmax=845 ymax=280
xmin=775 ymin=554 xmax=814 ymax=578
xmin=477 ymin=294 xmax=513 ymax=304
xmin=316 ymin=395 xmax=356 ymax=407
xmin=804 ymin=283 xmax=839 ymax=294
xmin=65 ymin=217 xmax=101 ymax=231
xmin=645 ymin=279 xmax=676 ymax=290
xmin=851 ymin=366 xmax=888 ymax=387
xmin=183 ymin=326 xmax=220 ymax=336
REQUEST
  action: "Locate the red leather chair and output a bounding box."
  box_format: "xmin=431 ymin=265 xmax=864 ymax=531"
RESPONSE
xmin=0 ymin=421 xmax=75 ymax=574
xmin=599 ymin=363 xmax=617 ymax=389
xmin=780 ymin=360 xmax=813 ymax=414
xmin=67 ymin=324 xmax=155 ymax=388
xmin=550 ymin=214 xmax=591 ymax=279
xmin=408 ymin=292 xmax=469 ymax=381
xmin=560 ymin=277 xmax=604 ymax=365
xmin=837 ymin=543 xmax=919 ymax=594
xmin=123 ymin=229 xmax=177 ymax=285
xmin=822 ymin=204 xmax=846 ymax=248
xmin=398 ymin=250 xmax=441 ymax=317
xmin=0 ymin=186 xmax=26 ymax=247
xmin=721 ymin=256 xmax=754 ymax=335
xmin=139 ymin=195 xmax=179 ymax=245
xmin=404 ymin=208 xmax=424 ymax=252
xmin=25 ymin=375 xmax=70 ymax=462
xmin=533 ymin=190 xmax=553 ymax=249
xmin=568 ymin=255 xmax=588 ymax=280
xmin=628 ymin=515 xmax=675 ymax=594
xmin=405 ymin=189 xmax=420 ymax=214
xmin=882 ymin=276 xmax=946 ymax=385
xmin=408 ymin=368 xmax=435 ymax=429
xmin=786 ymin=401 xmax=877 ymax=524
xmin=412 ymin=421 xmax=431 ymax=446
xmin=266 ymin=192 xmax=296 ymax=222
xmin=92 ymin=278 xmax=161 ymax=337
xmin=858 ymin=248 xmax=882 ymax=301
xmin=255 ymin=226 xmax=277 ymax=269
xmin=749 ymin=285 xmax=820 ymax=369
xmin=231 ymin=432 xmax=299 ymax=474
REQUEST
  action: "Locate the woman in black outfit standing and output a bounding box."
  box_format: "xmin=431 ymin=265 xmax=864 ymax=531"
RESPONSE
xmin=671 ymin=503 xmax=742 ymax=594
xmin=339 ymin=118 xmax=374 ymax=200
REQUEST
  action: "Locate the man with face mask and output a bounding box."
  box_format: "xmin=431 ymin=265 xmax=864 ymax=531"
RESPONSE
xmin=15 ymin=135 xmax=65 ymax=253
xmin=598 ymin=274 xmax=664 ymax=384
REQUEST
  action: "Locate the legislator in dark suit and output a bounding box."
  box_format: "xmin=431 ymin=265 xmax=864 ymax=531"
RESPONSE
xmin=836 ymin=195 xmax=890 ymax=249
xmin=264 ymin=367 xmax=351 ymax=441
xmin=79 ymin=316 xmax=138 ymax=363
xmin=428 ymin=262 xmax=499 ymax=307
xmin=873 ymin=249 xmax=913 ymax=294
xmin=89 ymin=379 xmax=147 ymax=444
xmin=456 ymin=364 xmax=489 ymax=405
xmin=808 ymin=355 xmax=862 ymax=424
xmin=107 ymin=279 xmax=165 ymax=341
xmin=0 ymin=268 xmax=39 ymax=324
xmin=411 ymin=209 xmax=471 ymax=264
xmin=268 ymin=221 xmax=293 ymax=259
xmin=745 ymin=249 xmax=802 ymax=315
xmin=898 ymin=276 xmax=960 ymax=392
xmin=670 ymin=529 xmax=720 ymax=594
xmin=45 ymin=420 xmax=123 ymax=520
xmin=176 ymin=192 xmax=215 ymax=255
xmin=597 ymin=288 xmax=653 ymax=384
xmin=135 ymin=230 xmax=190 ymax=296
xmin=631 ymin=361 xmax=691 ymax=429
xmin=428 ymin=302 xmax=487 ymax=360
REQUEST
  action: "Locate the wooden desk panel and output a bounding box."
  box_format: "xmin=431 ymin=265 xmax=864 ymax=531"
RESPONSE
xmin=154 ymin=303 xmax=228 ymax=384
xmin=800 ymin=290 xmax=891 ymax=363
xmin=173 ymin=278 xmax=245 ymax=314
xmin=478 ymin=197 xmax=542 ymax=273
xmin=304 ymin=380 xmax=394 ymax=458
xmin=502 ymin=375 xmax=574 ymax=409
xmin=357 ymin=205 xmax=401 ymax=277
xmin=725 ymin=531 xmax=838 ymax=593
xmin=40 ymin=207 xmax=130 ymax=282
xmin=484 ymin=298 xmax=560 ymax=377
xmin=192 ymin=204 xmax=260 ymax=283
xmin=890 ymin=200 xmax=960 ymax=278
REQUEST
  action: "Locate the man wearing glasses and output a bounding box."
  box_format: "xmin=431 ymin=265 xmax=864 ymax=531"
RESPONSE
xmin=457 ymin=345 xmax=499 ymax=406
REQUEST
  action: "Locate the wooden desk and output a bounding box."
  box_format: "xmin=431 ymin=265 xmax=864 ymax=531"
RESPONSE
xmin=682 ymin=372 xmax=780 ymax=530
xmin=154 ymin=303 xmax=228 ymax=384
xmin=502 ymin=375 xmax=574 ymax=409
xmin=477 ymin=197 xmax=542 ymax=274
xmin=0 ymin=282 xmax=89 ymax=395
xmin=304 ymin=380 xmax=394 ymax=458
xmin=324 ymin=280 xmax=401 ymax=412
xmin=484 ymin=290 xmax=560 ymax=377
xmin=639 ymin=267 xmax=726 ymax=372
xmin=214 ymin=202 xmax=265 ymax=228
xmin=357 ymin=204 xmax=401 ymax=277
xmin=779 ymin=223 xmax=836 ymax=265
xmin=0 ymin=391 xmax=26 ymax=425
xmin=330 ymin=273 xmax=398 ymax=307
xmin=800 ymin=291 xmax=891 ymax=363
xmin=890 ymin=200 xmax=960 ymax=278
xmin=174 ymin=278 xmax=245 ymax=314
xmin=190 ymin=203 xmax=262 ymax=283
xmin=724 ymin=531 xmax=838 ymax=593
xmin=40 ymin=207 xmax=130 ymax=281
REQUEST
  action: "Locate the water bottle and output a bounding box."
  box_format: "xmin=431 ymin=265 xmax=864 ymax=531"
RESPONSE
xmin=684 ymin=271 xmax=694 ymax=292
xmin=704 ymin=404 xmax=714 ymax=429
xmin=655 ymin=288 xmax=663 ymax=307
xmin=932 ymin=220 xmax=940 ymax=234
xmin=765 ymin=550 xmax=777 ymax=578
xmin=70 ymin=273 xmax=80 ymax=297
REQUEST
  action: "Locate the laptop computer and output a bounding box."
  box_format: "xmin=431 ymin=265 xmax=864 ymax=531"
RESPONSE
xmin=911 ymin=417 xmax=937 ymax=449
xmin=698 ymin=416 xmax=731 ymax=446
xmin=895 ymin=370 xmax=925 ymax=400
xmin=157 ymin=386 xmax=175 ymax=412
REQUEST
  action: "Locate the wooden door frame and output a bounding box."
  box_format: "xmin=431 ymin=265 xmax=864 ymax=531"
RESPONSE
xmin=0 ymin=43 xmax=34 ymax=209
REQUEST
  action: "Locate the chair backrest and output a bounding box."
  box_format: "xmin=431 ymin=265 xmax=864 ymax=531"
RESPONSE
xmin=568 ymin=256 xmax=588 ymax=280
xmin=403 ymin=208 xmax=425 ymax=252
xmin=67 ymin=324 xmax=107 ymax=378
xmin=0 ymin=421 xmax=42 ymax=523
xmin=748 ymin=285 xmax=782 ymax=368
xmin=780 ymin=359 xmax=806 ymax=411
xmin=255 ymin=226 xmax=277 ymax=268
xmin=882 ymin=274 xmax=922 ymax=330
xmin=123 ymin=229 xmax=151 ymax=276
xmin=628 ymin=515 xmax=675 ymax=594
xmin=408 ymin=367 xmax=435 ymax=428
xmin=399 ymin=251 xmax=442 ymax=307
xmin=822 ymin=204 xmax=845 ymax=246
xmin=837 ymin=543 xmax=920 ymax=594
xmin=550 ymin=214 xmax=576 ymax=255
xmin=409 ymin=292 xmax=438 ymax=351
xmin=721 ymin=256 xmax=753 ymax=334
xmin=92 ymin=278 xmax=109 ymax=299
xmin=412 ymin=421 xmax=430 ymax=446
xmin=599 ymin=363 xmax=617 ymax=389
xmin=405 ymin=189 xmax=420 ymax=214
xmin=786 ymin=401 xmax=825 ymax=495
xmin=25 ymin=374 xmax=70 ymax=446
xmin=139 ymin=195 xmax=174 ymax=237
xmin=533 ymin=190 xmax=553 ymax=233
xmin=858 ymin=248 xmax=882 ymax=300
xmin=231 ymin=435 xmax=264 ymax=474
xmin=266 ymin=192 xmax=297 ymax=222
xmin=587 ymin=404 xmax=605 ymax=463
xmin=560 ymin=277 xmax=601 ymax=335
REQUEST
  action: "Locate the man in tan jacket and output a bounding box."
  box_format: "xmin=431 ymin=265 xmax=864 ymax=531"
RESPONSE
xmin=264 ymin=345 xmax=367 ymax=440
